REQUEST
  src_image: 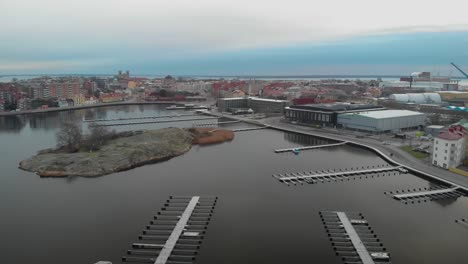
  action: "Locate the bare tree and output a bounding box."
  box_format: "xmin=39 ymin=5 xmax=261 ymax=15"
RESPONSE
xmin=83 ymin=125 xmax=115 ymax=151
xmin=56 ymin=121 xmax=82 ymax=152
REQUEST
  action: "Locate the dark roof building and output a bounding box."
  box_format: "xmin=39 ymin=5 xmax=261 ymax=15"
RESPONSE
xmin=285 ymin=103 xmax=384 ymax=126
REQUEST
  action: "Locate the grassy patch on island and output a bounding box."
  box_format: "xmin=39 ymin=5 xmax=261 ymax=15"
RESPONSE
xmin=400 ymin=146 xmax=429 ymax=159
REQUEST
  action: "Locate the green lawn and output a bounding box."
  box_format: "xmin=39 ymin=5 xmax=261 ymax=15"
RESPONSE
xmin=400 ymin=146 xmax=429 ymax=159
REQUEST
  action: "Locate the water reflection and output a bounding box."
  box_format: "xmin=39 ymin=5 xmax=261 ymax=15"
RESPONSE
xmin=429 ymin=182 xmax=458 ymax=207
xmin=0 ymin=105 xmax=171 ymax=133
xmin=284 ymin=132 xmax=337 ymax=146
xmin=27 ymin=112 xmax=82 ymax=130
xmin=0 ymin=115 xmax=26 ymax=132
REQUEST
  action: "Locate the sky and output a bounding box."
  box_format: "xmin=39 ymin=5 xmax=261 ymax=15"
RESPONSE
xmin=1 ymin=0 xmax=468 ymax=76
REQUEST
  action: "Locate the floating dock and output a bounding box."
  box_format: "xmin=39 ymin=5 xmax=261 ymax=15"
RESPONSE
xmin=83 ymin=114 xmax=198 ymax=122
xmin=89 ymin=117 xmax=219 ymax=127
xmin=121 ymin=196 xmax=217 ymax=264
xmin=274 ymin=141 xmax=347 ymax=153
xmin=320 ymin=211 xmax=391 ymax=264
xmin=385 ymin=185 xmax=464 ymax=204
xmin=273 ymin=165 xmax=406 ymax=185
xmin=394 ymin=187 xmax=459 ymax=199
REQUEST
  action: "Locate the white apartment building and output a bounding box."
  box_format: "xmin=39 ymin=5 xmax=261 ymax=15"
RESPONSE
xmin=432 ymin=126 xmax=466 ymax=169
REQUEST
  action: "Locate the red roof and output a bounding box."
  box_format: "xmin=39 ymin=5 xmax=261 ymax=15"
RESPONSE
xmin=438 ymin=125 xmax=467 ymax=140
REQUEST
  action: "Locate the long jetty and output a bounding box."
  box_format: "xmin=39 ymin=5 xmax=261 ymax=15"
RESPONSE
xmin=84 ymin=113 xmax=198 ymax=122
xmin=393 ymin=187 xmax=461 ymax=201
xmin=274 ymin=165 xmax=406 ymax=185
xmin=89 ymin=117 xmax=219 ymax=127
xmin=274 ymin=141 xmax=347 ymax=153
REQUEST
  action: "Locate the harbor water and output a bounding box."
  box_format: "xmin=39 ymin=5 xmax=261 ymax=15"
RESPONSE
xmin=1 ymin=104 xmax=468 ymax=264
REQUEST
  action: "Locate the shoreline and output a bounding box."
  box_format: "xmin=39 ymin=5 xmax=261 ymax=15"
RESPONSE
xmin=0 ymin=101 xmax=198 ymax=117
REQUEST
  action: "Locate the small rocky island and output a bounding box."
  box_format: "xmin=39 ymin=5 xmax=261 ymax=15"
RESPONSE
xmin=19 ymin=127 xmax=234 ymax=177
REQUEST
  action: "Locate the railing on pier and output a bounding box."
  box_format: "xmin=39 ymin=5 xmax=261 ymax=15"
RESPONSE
xmin=320 ymin=211 xmax=391 ymax=264
xmin=274 ymin=141 xmax=348 ymax=153
xmin=121 ymin=196 xmax=217 ymax=264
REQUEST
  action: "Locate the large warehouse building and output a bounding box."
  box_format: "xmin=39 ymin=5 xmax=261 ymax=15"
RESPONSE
xmin=337 ymin=110 xmax=426 ymax=132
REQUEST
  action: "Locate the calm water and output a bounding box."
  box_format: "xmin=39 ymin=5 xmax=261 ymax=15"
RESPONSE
xmin=1 ymin=105 xmax=468 ymax=264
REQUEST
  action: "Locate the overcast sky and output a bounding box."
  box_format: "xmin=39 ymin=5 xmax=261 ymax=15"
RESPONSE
xmin=1 ymin=0 xmax=468 ymax=75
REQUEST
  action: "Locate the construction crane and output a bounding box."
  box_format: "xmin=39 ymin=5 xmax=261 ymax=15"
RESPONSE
xmin=450 ymin=62 xmax=468 ymax=78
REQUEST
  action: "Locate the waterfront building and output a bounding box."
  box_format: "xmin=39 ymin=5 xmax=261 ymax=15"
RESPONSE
xmin=284 ymin=103 xmax=383 ymax=127
xmin=32 ymin=84 xmax=49 ymax=99
xmin=48 ymin=80 xmax=84 ymax=99
xmin=218 ymin=97 xmax=248 ymax=112
xmin=72 ymin=94 xmax=86 ymax=105
xmin=249 ymin=97 xmax=288 ymax=114
xmin=17 ymin=98 xmax=31 ymax=111
xmin=100 ymin=93 xmax=125 ymax=103
xmin=84 ymin=96 xmax=99 ymax=105
xmin=337 ymin=110 xmax=426 ymax=132
xmin=432 ymin=125 xmax=467 ymax=169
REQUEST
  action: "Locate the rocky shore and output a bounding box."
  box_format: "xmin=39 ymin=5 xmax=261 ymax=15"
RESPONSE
xmin=19 ymin=127 xmax=234 ymax=177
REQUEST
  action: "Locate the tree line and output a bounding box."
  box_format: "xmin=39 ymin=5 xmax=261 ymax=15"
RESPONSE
xmin=56 ymin=121 xmax=116 ymax=152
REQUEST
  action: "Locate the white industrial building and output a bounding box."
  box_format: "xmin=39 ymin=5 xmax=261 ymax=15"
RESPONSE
xmin=337 ymin=110 xmax=426 ymax=132
xmin=389 ymin=93 xmax=442 ymax=104
xmin=432 ymin=126 xmax=466 ymax=169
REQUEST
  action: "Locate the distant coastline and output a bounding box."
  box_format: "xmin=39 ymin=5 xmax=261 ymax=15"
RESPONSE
xmin=2 ymin=74 xmax=466 ymax=83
